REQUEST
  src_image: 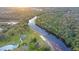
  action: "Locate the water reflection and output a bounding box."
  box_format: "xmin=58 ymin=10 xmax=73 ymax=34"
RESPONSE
xmin=28 ymin=16 xmax=71 ymax=51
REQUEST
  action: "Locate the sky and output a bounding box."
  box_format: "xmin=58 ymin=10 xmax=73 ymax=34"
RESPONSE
xmin=0 ymin=0 xmax=78 ymax=7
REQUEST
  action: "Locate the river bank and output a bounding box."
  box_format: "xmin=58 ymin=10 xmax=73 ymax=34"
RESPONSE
xmin=36 ymin=24 xmax=70 ymax=47
xmin=28 ymin=16 xmax=71 ymax=51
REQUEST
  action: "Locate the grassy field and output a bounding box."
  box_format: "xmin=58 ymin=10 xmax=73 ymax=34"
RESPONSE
xmin=0 ymin=14 xmax=50 ymax=51
xmin=0 ymin=22 xmax=50 ymax=51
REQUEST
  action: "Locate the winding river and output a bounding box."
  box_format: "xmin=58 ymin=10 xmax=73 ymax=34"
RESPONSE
xmin=28 ymin=16 xmax=71 ymax=51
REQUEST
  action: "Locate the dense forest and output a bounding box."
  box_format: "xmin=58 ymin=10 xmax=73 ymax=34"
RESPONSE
xmin=36 ymin=7 xmax=79 ymax=51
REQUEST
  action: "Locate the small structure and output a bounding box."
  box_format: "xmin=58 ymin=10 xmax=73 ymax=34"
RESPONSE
xmin=0 ymin=35 xmax=6 ymax=40
xmin=20 ymin=35 xmax=26 ymax=43
xmin=0 ymin=28 xmax=3 ymax=32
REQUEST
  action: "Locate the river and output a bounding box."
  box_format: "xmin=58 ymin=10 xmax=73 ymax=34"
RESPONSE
xmin=28 ymin=16 xmax=71 ymax=51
